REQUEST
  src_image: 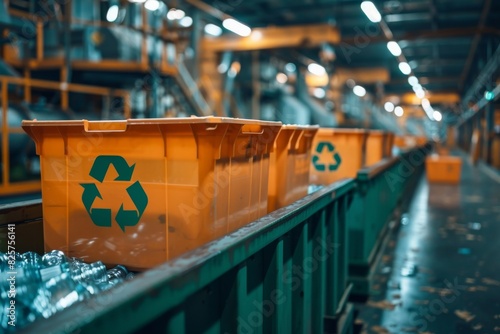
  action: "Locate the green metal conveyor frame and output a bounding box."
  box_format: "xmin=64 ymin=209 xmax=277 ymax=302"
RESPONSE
xmin=2 ymin=144 xmax=430 ymax=334
xmin=15 ymin=179 xmax=356 ymax=334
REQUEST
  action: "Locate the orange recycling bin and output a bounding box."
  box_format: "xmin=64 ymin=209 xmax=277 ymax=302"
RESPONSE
xmin=268 ymin=125 xmax=319 ymax=213
xmin=384 ymin=132 xmax=395 ymax=157
xmin=425 ymin=155 xmax=462 ymax=184
xmin=22 ymin=117 xmax=282 ymax=270
xmin=365 ymin=130 xmax=386 ymax=166
xmin=309 ymin=128 xmax=367 ymax=185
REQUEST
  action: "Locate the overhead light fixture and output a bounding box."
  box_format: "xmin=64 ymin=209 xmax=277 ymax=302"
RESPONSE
xmin=360 ymin=1 xmax=382 ymax=23
xmin=433 ymin=110 xmax=442 ymax=121
xmin=387 ymin=41 xmax=402 ymax=56
xmin=179 ymin=16 xmax=193 ymax=27
xmin=128 ymin=0 xmax=146 ymax=3
xmin=398 ymin=62 xmax=411 ymax=75
xmin=484 ymin=91 xmax=494 ymax=101
xmin=421 ymin=98 xmax=430 ymax=109
xmin=384 ymin=101 xmax=394 ymax=112
xmin=204 ymin=23 xmax=222 ymax=37
xmin=394 ymin=106 xmax=404 ymax=117
xmin=313 ymin=88 xmax=326 ymax=99
xmin=307 ymin=63 xmax=326 ymax=76
xmin=144 ymin=0 xmax=160 ymax=11
xmin=250 ymin=30 xmax=263 ymax=41
xmin=285 ymin=63 xmax=296 ymax=73
xmin=222 ymin=18 xmax=251 ymax=37
xmin=353 ymin=85 xmax=366 ymax=97
xmin=174 ymin=9 xmax=185 ymax=19
xmin=167 ymin=8 xmax=185 ymax=20
xmin=408 ymin=76 xmax=418 ymax=86
xmin=276 ymin=73 xmax=288 ymax=84
xmin=415 ymin=89 xmax=425 ymax=99
xmin=106 ymin=5 xmax=119 ymax=22
xmin=412 ymin=84 xmax=422 ymax=92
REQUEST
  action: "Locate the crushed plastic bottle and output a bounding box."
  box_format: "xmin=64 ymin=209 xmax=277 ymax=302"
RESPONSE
xmin=0 ymin=250 xmax=134 ymax=331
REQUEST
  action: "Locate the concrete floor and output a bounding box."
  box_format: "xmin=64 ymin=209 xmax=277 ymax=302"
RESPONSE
xmin=355 ymin=156 xmax=500 ymax=334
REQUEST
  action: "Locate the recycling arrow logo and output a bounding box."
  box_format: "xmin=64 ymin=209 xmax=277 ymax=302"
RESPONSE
xmin=80 ymin=155 xmax=148 ymax=232
xmin=312 ymin=141 xmax=342 ymax=171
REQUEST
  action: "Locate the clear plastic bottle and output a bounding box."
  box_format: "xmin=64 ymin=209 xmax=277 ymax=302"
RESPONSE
xmin=30 ymin=273 xmax=90 ymax=319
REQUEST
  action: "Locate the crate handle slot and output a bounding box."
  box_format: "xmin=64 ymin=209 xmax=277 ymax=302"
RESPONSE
xmin=241 ymin=129 xmax=265 ymax=135
xmin=83 ymin=120 xmax=128 ymax=132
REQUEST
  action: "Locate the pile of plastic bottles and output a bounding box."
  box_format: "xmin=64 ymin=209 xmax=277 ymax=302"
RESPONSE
xmin=0 ymin=250 xmax=134 ymax=331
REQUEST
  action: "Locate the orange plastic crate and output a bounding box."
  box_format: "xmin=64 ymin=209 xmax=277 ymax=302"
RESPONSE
xmin=365 ymin=130 xmax=386 ymax=166
xmin=268 ymin=125 xmax=318 ymax=213
xmin=22 ymin=117 xmax=282 ymax=270
xmin=309 ymin=128 xmax=367 ymax=185
xmin=384 ymin=132 xmax=394 ymax=158
xmin=425 ymin=155 xmax=462 ymax=184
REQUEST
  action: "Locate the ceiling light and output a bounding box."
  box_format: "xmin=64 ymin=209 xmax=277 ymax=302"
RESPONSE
xmin=415 ymin=89 xmax=425 ymax=99
xmin=394 ymin=106 xmax=404 ymax=117
xmin=106 ymin=5 xmax=119 ymax=22
xmin=412 ymin=84 xmax=422 ymax=92
xmin=387 ymin=41 xmax=402 ymax=56
xmin=179 ymin=16 xmax=193 ymax=27
xmin=384 ymin=101 xmax=394 ymax=112
xmin=222 ymin=18 xmax=251 ymax=37
xmin=408 ymin=76 xmax=418 ymax=86
xmin=361 ymin=1 xmax=382 ymax=23
xmin=313 ymin=88 xmax=326 ymax=99
xmin=128 ymin=0 xmax=146 ymax=3
xmin=144 ymin=0 xmax=160 ymax=11
xmin=353 ymin=85 xmax=366 ymax=97
xmin=167 ymin=8 xmax=184 ymax=20
xmin=421 ymin=98 xmax=430 ymax=109
xmin=433 ymin=110 xmax=442 ymax=121
xmin=398 ymin=62 xmax=411 ymax=75
xmin=285 ymin=63 xmax=296 ymax=72
xmin=250 ymin=30 xmax=263 ymax=40
xmin=276 ymin=73 xmax=288 ymax=84
xmin=307 ymin=63 xmax=326 ymax=76
xmin=484 ymin=91 xmax=494 ymax=101
xmin=174 ymin=9 xmax=185 ymax=19
xmin=204 ymin=24 xmax=222 ymax=37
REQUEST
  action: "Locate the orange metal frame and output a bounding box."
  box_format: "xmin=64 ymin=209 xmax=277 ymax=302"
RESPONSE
xmin=0 ymin=75 xmax=130 ymax=197
xmin=4 ymin=6 xmax=178 ymax=77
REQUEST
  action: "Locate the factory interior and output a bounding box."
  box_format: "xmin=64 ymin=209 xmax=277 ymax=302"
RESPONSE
xmin=0 ymin=0 xmax=499 ymax=333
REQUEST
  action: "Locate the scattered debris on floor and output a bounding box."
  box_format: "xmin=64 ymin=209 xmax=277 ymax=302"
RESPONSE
xmin=414 ymin=300 xmax=430 ymax=305
xmin=472 ymin=323 xmax=483 ymax=330
xmin=454 ymin=310 xmax=476 ymax=322
xmin=467 ymin=222 xmax=482 ymax=230
xmin=481 ymin=278 xmax=500 ymax=286
xmin=420 ymin=286 xmax=453 ymax=296
xmin=366 ymin=300 xmax=396 ymax=310
xmin=458 ymin=247 xmax=471 ymax=255
xmin=466 ymin=286 xmax=488 ymax=292
xmin=370 ymin=325 xmax=390 ymax=333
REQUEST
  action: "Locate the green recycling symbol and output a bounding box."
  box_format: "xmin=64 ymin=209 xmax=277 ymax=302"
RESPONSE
xmin=80 ymin=155 xmax=148 ymax=232
xmin=312 ymin=141 xmax=342 ymax=171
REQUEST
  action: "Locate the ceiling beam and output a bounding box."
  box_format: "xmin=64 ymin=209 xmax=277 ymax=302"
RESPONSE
xmin=342 ymin=26 xmax=500 ymax=44
xmin=401 ymin=92 xmax=461 ymax=105
xmin=201 ymin=23 xmax=340 ymax=52
xmin=459 ymin=0 xmax=492 ymax=91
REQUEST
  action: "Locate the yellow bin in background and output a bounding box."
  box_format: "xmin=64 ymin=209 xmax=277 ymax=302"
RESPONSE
xmin=365 ymin=130 xmax=386 ymax=166
xmin=22 ymin=117 xmax=282 ymax=270
xmin=268 ymin=125 xmax=318 ymax=213
xmin=425 ymin=155 xmax=462 ymax=184
xmin=309 ymin=128 xmax=367 ymax=185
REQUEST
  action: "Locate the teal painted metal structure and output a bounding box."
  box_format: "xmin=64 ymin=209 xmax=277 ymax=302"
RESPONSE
xmin=18 ymin=179 xmax=357 ymax=334
xmin=7 ymin=145 xmax=431 ymax=333
xmin=348 ymin=144 xmax=431 ymax=296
